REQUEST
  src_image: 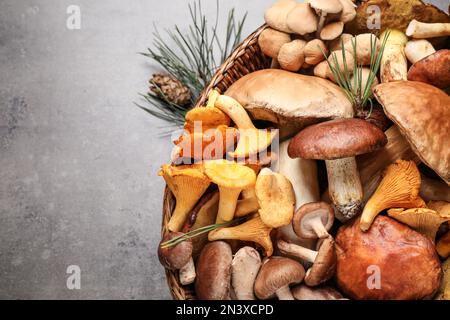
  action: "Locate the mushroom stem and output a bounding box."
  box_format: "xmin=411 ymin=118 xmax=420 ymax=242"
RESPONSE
xmin=406 ymin=20 xmax=450 ymax=39
xmin=278 ymin=239 xmax=318 ymax=263
xmin=235 ymin=188 xmax=259 ymax=217
xmin=216 ymin=187 xmax=242 ymax=223
xmin=309 ymin=216 xmax=330 ymax=238
xmin=179 ymin=257 xmax=196 ymax=285
xmin=316 ymin=13 xmax=327 ymax=38
xmin=275 ymin=285 xmax=295 ymax=300
xmin=325 ymin=157 xmax=363 ymax=222
xmin=404 ymin=40 xmax=435 ymax=64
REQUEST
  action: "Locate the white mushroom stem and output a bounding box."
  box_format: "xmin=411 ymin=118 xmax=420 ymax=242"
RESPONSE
xmin=179 ymin=257 xmax=196 ymax=285
xmin=309 ymin=216 xmax=330 ymax=238
xmin=406 ymin=20 xmax=450 ymax=39
xmin=404 ymin=40 xmax=435 ymax=64
xmin=231 ymin=247 xmax=261 ymax=300
xmin=278 ymin=240 xmax=318 ymax=263
xmin=326 ymin=157 xmax=363 ymax=222
xmin=216 ymin=187 xmax=242 ymax=223
xmin=275 ymin=285 xmax=295 ymax=300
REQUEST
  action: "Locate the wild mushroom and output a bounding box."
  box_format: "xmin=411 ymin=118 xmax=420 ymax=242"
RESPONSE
xmin=159 ymin=164 xmax=210 ymax=231
xmin=278 ymin=237 xmax=336 ymax=286
xmin=264 ymin=0 xmax=297 ymax=33
xmin=349 ymin=68 xmax=379 ymax=99
xmin=292 ymin=202 xmax=334 ymax=239
xmin=309 ymin=0 xmax=343 ymax=37
xmin=321 ymin=49 xmax=355 ymax=82
xmin=292 ymin=284 xmax=344 ymax=300
xmin=208 ymin=215 xmax=273 ymax=256
xmin=435 ymin=258 xmax=450 ymax=300
xmin=214 ymin=95 xmax=276 ymax=158
xmin=373 ymin=81 xmax=450 ymax=184
xmin=286 ymin=2 xmax=318 ymax=35
xmin=337 ymin=0 xmax=356 ymax=23
xmin=204 ymin=160 xmax=256 ymax=223
xmin=388 ymin=208 xmax=450 ymax=242
xmin=329 ymin=33 xmax=353 ymax=51
xmin=407 ymin=49 xmax=450 ymax=89
xmin=255 ymin=168 xmax=295 ymax=228
xmin=343 ymin=33 xmax=380 ymax=66
xmin=231 ymin=246 xmax=262 ymax=300
xmin=420 ymin=176 xmax=450 ymax=202
xmin=278 ymin=39 xmax=307 ymax=72
xmin=336 ymin=215 xmax=442 ymax=300
xmin=313 ymin=60 xmax=328 ymax=78
xmin=158 ymin=232 xmax=196 ymax=285
xmin=380 ymin=29 xmax=408 ymax=83
xmin=195 ymin=241 xmax=232 ymax=300
xmin=428 ymin=200 xmax=450 ymax=216
xmin=406 ymin=19 xmax=450 ymax=38
xmin=254 ymin=256 xmax=305 ymax=300
xmin=436 ymin=232 xmax=450 ymax=259
xmin=320 ymin=21 xmax=344 ymax=41
xmin=304 ymin=39 xmax=328 ymax=65
xmin=404 ymin=39 xmax=436 ymax=64
xmin=184 ymin=105 xmax=230 ymax=133
xmin=234 ymin=187 xmax=259 ymax=218
xmin=360 ymin=160 xmax=426 ymax=231
xmin=288 ymin=118 xmax=388 ymax=222
xmin=258 ymin=28 xmax=291 ymax=59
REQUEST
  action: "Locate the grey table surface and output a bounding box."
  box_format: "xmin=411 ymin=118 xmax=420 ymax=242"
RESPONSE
xmin=0 ymin=0 xmax=447 ymax=300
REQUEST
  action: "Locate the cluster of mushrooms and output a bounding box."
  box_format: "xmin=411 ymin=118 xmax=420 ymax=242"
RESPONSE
xmin=158 ymin=0 xmax=450 ymax=300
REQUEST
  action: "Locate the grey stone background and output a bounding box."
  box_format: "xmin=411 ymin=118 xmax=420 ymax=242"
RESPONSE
xmin=0 ymin=0 xmax=447 ymax=300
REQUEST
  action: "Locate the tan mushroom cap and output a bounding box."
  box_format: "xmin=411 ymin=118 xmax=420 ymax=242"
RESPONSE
xmin=286 ymin=3 xmax=319 ymax=35
xmin=258 ymin=28 xmax=291 ymax=59
xmin=337 ymin=0 xmax=356 ymax=23
xmin=184 ymin=106 xmax=230 ymax=132
xmin=329 ymin=33 xmax=353 ymax=51
xmin=292 ymin=284 xmax=344 ymax=300
xmin=373 ymin=81 xmax=450 ymax=185
xmin=254 ymin=256 xmax=305 ymax=300
xmin=309 ymin=0 xmax=343 ymax=14
xmin=343 ymin=33 xmax=380 ymax=65
xmin=264 ymin=0 xmax=297 ymax=33
xmin=304 ymin=237 xmax=337 ymax=286
xmin=278 ymin=39 xmax=307 ymax=72
xmin=204 ymin=160 xmax=256 ymax=190
xmin=293 ymin=202 xmax=334 ymax=239
xmin=320 ymin=21 xmax=344 ymax=41
xmin=304 ymin=39 xmax=328 ymax=65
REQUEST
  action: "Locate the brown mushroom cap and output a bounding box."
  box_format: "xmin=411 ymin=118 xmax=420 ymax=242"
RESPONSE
xmin=258 ymin=28 xmax=291 ymax=59
xmin=336 ymin=216 xmax=442 ymax=300
xmin=407 ymin=49 xmax=450 ymax=89
xmin=286 ymin=3 xmax=319 ymax=35
xmin=320 ymin=21 xmax=344 ymax=41
xmin=304 ymin=237 xmax=336 ymax=286
xmin=158 ymin=232 xmax=193 ymax=270
xmin=195 ymin=241 xmax=233 ymax=300
xmin=293 ymin=202 xmax=334 ymax=239
xmin=264 ymin=0 xmax=297 ymax=33
xmin=288 ymin=118 xmax=388 ymax=160
xmin=254 ymin=256 xmax=305 ymax=300
xmin=309 ymin=0 xmax=343 ymax=14
xmin=373 ymin=81 xmax=450 ymax=184
xmin=292 ymin=284 xmax=344 ymax=300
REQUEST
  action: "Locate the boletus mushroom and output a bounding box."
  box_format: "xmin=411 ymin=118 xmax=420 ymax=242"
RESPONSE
xmin=195 ymin=241 xmax=232 ymax=300
xmin=407 ymin=49 xmax=450 ymax=89
xmin=231 ymin=246 xmax=262 ymax=300
xmin=292 ymin=202 xmax=334 ymax=239
xmin=404 ymin=39 xmax=436 ymax=64
xmin=291 ymin=284 xmax=344 ymax=300
xmin=336 ymin=216 xmax=442 ymax=300
xmin=406 ymin=19 xmax=450 ymax=38
xmin=288 ymin=118 xmax=387 ymax=222
xmin=277 ymin=238 xmax=336 ymax=286
xmin=254 ymin=256 xmax=305 ymax=300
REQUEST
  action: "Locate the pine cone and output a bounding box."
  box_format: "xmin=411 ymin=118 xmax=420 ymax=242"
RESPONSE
xmin=150 ymin=73 xmax=192 ymax=106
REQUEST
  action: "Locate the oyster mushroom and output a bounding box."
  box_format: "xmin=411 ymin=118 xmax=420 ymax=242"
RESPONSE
xmin=407 ymin=49 xmax=450 ymax=89
xmin=208 ymin=215 xmax=273 ymax=256
xmin=360 ymin=160 xmax=426 ymax=232
xmin=254 ymin=256 xmax=305 ymax=300
xmin=255 ymin=168 xmax=295 ymax=228
xmin=231 ymin=246 xmax=262 ymax=300
xmin=159 ymin=164 xmax=210 ymax=232
xmin=286 ymin=2 xmax=318 ymax=35
xmin=292 ymin=284 xmax=344 ymax=300
xmin=277 ymin=238 xmax=336 ymax=286
xmin=264 ymin=0 xmax=297 ymax=33
xmin=204 ymin=160 xmax=256 ymax=223
xmin=292 ymin=202 xmax=334 ymax=239
xmin=288 ymin=118 xmax=387 ymax=222
xmin=404 ymin=39 xmax=436 ymax=64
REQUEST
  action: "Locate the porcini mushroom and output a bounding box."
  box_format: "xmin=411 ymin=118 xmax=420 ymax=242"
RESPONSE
xmin=320 ymin=21 xmax=344 ymax=41
xmin=436 ymin=232 xmax=450 ymax=259
xmin=407 ymin=49 xmax=450 ymax=89
xmin=288 ymin=118 xmax=388 ymax=222
xmin=286 ymin=2 xmax=318 ymax=35
xmin=255 ymin=168 xmax=295 ymax=228
xmin=309 ymin=0 xmax=343 ymax=37
xmin=292 ymin=202 xmax=334 ymax=239
xmin=254 ymin=256 xmax=305 ymax=300
xmin=388 ymin=207 xmax=450 ymax=242
xmin=208 ymin=215 xmax=273 ymax=256
xmin=292 ymin=284 xmax=344 ymax=300
xmin=406 ymin=19 xmax=450 ymax=38
xmin=380 ymin=29 xmax=408 ymax=83
xmin=360 ymin=160 xmax=426 ymax=232
xmin=158 ymin=232 xmax=196 ymax=285
xmin=231 ymin=246 xmax=262 ymax=300
xmin=204 ymin=160 xmax=256 ymax=223
xmin=404 ymin=39 xmax=436 ymax=64
xmin=264 ymin=0 xmax=297 ymax=33
xmin=214 ymin=95 xmax=276 ymax=158
xmin=258 ymin=28 xmax=291 ymax=59
xmin=159 ymin=164 xmax=210 ymax=231
xmin=343 ymin=33 xmax=380 ymax=66
xmin=278 ymin=39 xmax=307 ymax=72
xmin=195 ymin=241 xmax=232 ymax=300
xmin=278 ymin=238 xmax=336 ymax=286
xmin=304 ymin=39 xmax=328 ymax=65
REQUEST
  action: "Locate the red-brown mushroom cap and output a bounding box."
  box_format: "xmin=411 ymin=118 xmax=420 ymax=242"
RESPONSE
xmin=304 ymin=237 xmax=337 ymax=286
xmin=293 ymin=202 xmax=334 ymax=239
xmin=158 ymin=232 xmax=193 ymax=270
xmin=288 ymin=118 xmax=387 ymax=160
xmin=407 ymin=49 xmax=450 ymax=89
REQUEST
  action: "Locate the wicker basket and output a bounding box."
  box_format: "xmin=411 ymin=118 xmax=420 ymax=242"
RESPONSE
xmin=161 ymin=24 xmax=270 ymax=300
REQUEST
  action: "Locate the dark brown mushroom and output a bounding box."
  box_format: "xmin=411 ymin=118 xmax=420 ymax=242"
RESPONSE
xmin=407 ymin=49 xmax=450 ymax=89
xmin=292 ymin=284 xmax=344 ymax=300
xmin=293 ymin=202 xmax=334 ymax=239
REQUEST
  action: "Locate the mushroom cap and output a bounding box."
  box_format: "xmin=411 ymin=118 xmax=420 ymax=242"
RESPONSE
xmin=293 ymin=202 xmax=334 ymax=239
xmin=195 ymin=241 xmax=233 ymax=300
xmin=158 ymin=232 xmax=193 ymax=270
xmin=304 ymin=237 xmax=336 ymax=286
xmin=264 ymin=0 xmax=297 ymax=33
xmin=350 ymin=67 xmax=379 ymax=98
xmin=336 ymin=215 xmax=442 ymax=300
xmin=184 ymin=106 xmax=230 ymax=131
xmin=304 ymin=39 xmax=328 ymax=65
xmin=407 ymin=49 xmax=450 ymax=89
xmin=204 ymin=160 xmax=256 ymax=190
xmin=286 ymin=3 xmax=319 ymax=35
xmin=288 ymin=118 xmax=388 ymax=160
xmin=329 ymin=33 xmax=353 ymax=52
xmin=343 ymin=33 xmax=380 ymax=65
xmin=292 ymin=284 xmax=344 ymax=300
xmin=337 ymin=0 xmax=356 ymax=23
xmin=278 ymin=39 xmax=306 ymax=72
xmin=373 ymin=81 xmax=450 ymax=184
xmin=254 ymin=256 xmax=305 ymax=299
xmin=428 ymin=200 xmax=450 ymax=216
xmin=258 ymin=28 xmax=291 ymax=59
xmin=309 ymin=0 xmax=343 ymax=14
xmin=320 ymin=21 xmax=344 ymax=41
